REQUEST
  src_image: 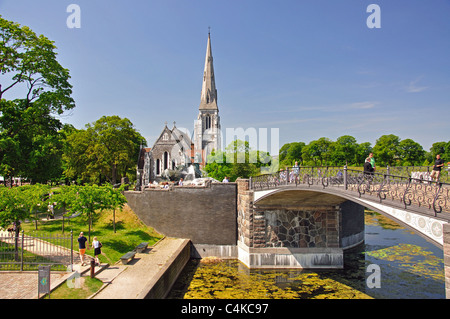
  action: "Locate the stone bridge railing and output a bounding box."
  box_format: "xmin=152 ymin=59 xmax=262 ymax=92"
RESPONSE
xmin=249 ymin=166 xmax=450 ymax=217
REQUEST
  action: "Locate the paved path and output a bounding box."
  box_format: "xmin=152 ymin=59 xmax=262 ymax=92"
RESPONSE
xmin=0 ymin=237 xmax=187 ymax=299
xmin=92 ymin=237 xmax=186 ymax=299
xmin=0 ymin=271 xmax=67 ymax=299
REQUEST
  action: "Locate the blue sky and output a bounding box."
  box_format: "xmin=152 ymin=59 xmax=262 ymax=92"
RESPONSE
xmin=1 ymin=0 xmax=449 ymax=154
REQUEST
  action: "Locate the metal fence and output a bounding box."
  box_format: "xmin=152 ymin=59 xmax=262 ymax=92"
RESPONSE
xmin=0 ymin=231 xmax=73 ymax=271
xmin=249 ymin=166 xmax=450 ymax=216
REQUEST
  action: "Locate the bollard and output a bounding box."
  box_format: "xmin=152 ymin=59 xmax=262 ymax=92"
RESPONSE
xmin=90 ymin=259 xmax=95 ymax=278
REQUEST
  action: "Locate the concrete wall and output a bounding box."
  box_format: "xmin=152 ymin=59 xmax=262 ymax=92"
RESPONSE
xmin=138 ymin=239 xmax=191 ymax=299
xmin=124 ymin=183 xmax=237 ymax=245
xmin=339 ymin=200 xmax=365 ymax=249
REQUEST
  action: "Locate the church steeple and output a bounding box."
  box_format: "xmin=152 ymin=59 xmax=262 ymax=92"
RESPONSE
xmin=199 ymin=30 xmax=218 ymax=110
xmin=194 ymin=29 xmax=221 ymax=167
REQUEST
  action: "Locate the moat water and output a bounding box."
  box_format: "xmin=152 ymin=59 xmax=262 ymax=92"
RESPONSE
xmin=168 ymin=211 xmax=444 ymax=299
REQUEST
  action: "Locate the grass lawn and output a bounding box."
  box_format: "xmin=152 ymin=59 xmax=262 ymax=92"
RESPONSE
xmin=44 ymin=276 xmax=104 ymax=299
xmin=21 ymin=204 xmax=163 ymax=264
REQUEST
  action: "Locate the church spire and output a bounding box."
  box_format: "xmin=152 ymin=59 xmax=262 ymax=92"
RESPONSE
xmin=199 ymin=30 xmax=218 ymax=110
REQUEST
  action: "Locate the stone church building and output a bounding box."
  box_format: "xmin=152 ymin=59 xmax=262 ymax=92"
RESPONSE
xmin=137 ymin=32 xmax=222 ymax=186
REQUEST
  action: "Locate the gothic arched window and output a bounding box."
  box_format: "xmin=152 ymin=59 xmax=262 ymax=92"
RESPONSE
xmin=156 ymin=159 xmax=160 ymax=176
xmin=205 ymin=115 xmax=211 ymax=130
xmin=164 ymin=152 xmax=169 ymax=170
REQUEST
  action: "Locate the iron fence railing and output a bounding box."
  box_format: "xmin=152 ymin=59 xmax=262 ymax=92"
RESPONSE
xmin=250 ymin=166 xmax=450 ymax=216
xmin=0 ymin=231 xmax=73 ymax=271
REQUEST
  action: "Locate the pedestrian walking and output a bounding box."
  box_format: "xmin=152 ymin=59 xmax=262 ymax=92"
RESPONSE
xmin=92 ymin=236 xmax=112 ymax=265
xmin=77 ymin=232 xmax=89 ymax=266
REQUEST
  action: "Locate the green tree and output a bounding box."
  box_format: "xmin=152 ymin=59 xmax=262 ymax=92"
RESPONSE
xmin=20 ymin=184 xmax=51 ymax=230
xmin=0 ymin=16 xmax=75 ymax=183
xmin=103 ymin=184 xmax=128 ymax=233
xmin=279 ymin=142 xmax=305 ymax=167
xmin=64 ymin=116 xmax=146 ymax=184
xmin=355 ymin=142 xmax=373 ymax=166
xmin=0 ymin=184 xmax=51 ymax=231
xmin=430 ymin=141 xmax=448 ymax=162
xmin=0 ymin=186 xmax=27 ymax=259
xmin=0 ymin=186 xmax=27 ymax=233
xmin=0 ymin=184 xmax=54 ymax=258
xmin=332 ymin=135 xmax=358 ymax=166
xmin=303 ymin=138 xmax=333 ymax=166
xmin=373 ymin=134 xmax=401 ymax=166
xmin=204 ymin=140 xmax=270 ymax=181
xmin=51 ymin=184 xmax=78 ymax=233
xmin=204 ymin=150 xmax=231 ymax=182
xmin=445 ymin=141 xmax=450 ymax=163
xmin=63 ymin=184 xmax=113 ymax=241
xmin=398 ymin=139 xmax=425 ymax=166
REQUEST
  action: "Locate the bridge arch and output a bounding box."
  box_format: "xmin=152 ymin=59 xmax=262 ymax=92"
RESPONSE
xmin=236 ymin=175 xmax=449 ymax=270
xmin=253 ymin=186 xmax=445 ymax=249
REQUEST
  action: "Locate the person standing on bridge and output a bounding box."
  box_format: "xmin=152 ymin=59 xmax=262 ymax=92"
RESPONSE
xmin=369 ymin=153 xmax=376 ymax=172
xmin=292 ymin=161 xmax=300 ymax=183
xmin=364 ymin=157 xmax=374 ymax=180
xmin=430 ymin=154 xmax=445 ymax=182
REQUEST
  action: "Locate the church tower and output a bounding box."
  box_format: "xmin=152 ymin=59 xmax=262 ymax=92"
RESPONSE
xmin=194 ymin=30 xmax=221 ymax=166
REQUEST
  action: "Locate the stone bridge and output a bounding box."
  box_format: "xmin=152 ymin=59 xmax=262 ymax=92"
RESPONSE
xmin=250 ymin=166 xmax=450 ymax=247
xmin=236 ymin=166 xmax=450 ymax=270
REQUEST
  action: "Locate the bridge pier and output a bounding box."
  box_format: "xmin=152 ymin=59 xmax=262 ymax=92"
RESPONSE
xmin=236 ymin=179 xmax=364 ymax=269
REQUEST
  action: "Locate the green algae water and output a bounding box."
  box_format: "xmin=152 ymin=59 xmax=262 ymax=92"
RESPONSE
xmin=168 ymin=211 xmax=444 ymax=299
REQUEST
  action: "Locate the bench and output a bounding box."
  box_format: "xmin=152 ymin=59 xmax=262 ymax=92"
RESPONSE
xmin=120 ymin=251 xmax=136 ymax=265
xmin=135 ymin=242 xmax=149 ymax=253
xmin=411 ymin=171 xmax=431 ymax=183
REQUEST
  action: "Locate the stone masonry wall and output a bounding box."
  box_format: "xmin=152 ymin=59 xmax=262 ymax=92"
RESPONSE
xmin=236 ymin=179 xmax=340 ymax=249
xmin=262 ymin=209 xmax=340 ymax=248
xmin=236 ymin=178 xmax=253 ymax=247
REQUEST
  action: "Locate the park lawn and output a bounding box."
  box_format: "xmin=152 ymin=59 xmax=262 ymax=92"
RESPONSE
xmin=45 ymin=276 xmax=104 ymax=299
xmin=21 ymin=204 xmax=163 ymax=264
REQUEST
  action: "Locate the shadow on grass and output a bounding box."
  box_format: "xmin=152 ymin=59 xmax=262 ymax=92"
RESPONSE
xmin=105 ymin=239 xmax=136 ymax=255
xmin=102 ymin=220 xmax=126 ymax=231
xmin=124 ymin=230 xmax=155 ymax=241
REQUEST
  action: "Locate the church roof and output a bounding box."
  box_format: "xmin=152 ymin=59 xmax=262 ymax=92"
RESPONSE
xmin=171 ymin=125 xmax=192 ymax=146
xmin=152 ymin=122 xmax=192 ymax=149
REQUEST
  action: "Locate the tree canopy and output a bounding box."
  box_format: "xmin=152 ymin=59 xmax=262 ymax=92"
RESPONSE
xmin=280 ymin=134 xmax=447 ymax=168
xmin=63 ymin=115 xmax=146 ymax=184
xmin=204 ymin=140 xmax=272 ymax=182
xmin=0 ymin=16 xmax=75 ymax=183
